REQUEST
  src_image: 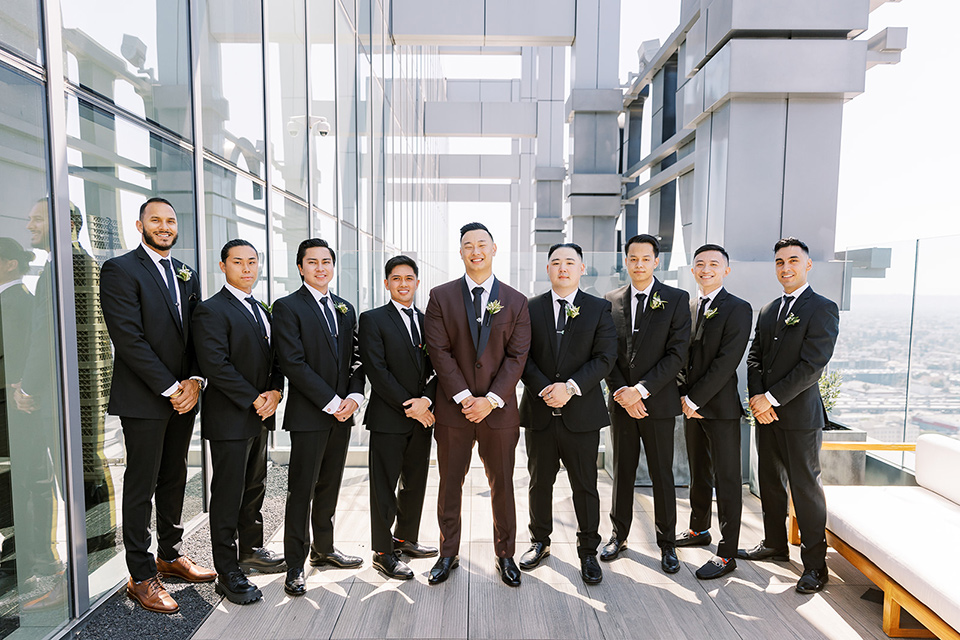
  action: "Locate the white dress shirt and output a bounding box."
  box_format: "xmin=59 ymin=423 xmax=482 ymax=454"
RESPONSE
xmin=224 ymin=282 xmax=271 ymax=345
xmin=391 ymin=299 xmax=432 ymax=407
xmin=304 ymin=282 xmax=364 ymax=414
xmin=618 ymin=280 xmax=655 ymax=399
xmin=452 ymin=273 xmax=504 ymax=410
xmin=765 ymin=282 xmax=810 ymax=407
xmin=683 ymin=286 xmax=723 ymax=412
xmin=0 ymin=278 xmax=23 ymax=295
xmin=540 ymin=288 xmax=582 ymax=398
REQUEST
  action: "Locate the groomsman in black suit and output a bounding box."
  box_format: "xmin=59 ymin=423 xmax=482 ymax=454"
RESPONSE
xmin=192 ymin=239 xmax=285 ymax=604
xmin=358 ymin=255 xmax=439 ymax=580
xmin=602 ymin=234 xmax=690 ymax=574
xmin=739 ymin=237 xmax=840 ymax=594
xmin=518 ymin=243 xmax=617 ymax=585
xmin=99 ymin=197 xmax=215 ymax=614
xmin=674 ymin=244 xmax=752 ymax=579
xmin=273 ymin=238 xmax=365 ymax=597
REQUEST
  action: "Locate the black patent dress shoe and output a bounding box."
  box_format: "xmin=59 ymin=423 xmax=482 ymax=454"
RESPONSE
xmin=428 ymin=556 xmax=459 ymax=585
xmin=696 ymin=556 xmax=736 ymax=580
xmin=309 ymin=547 xmax=363 ymax=569
xmin=675 ymin=529 xmax=712 ymax=547
xmin=796 ymin=566 xmax=829 ymax=594
xmin=283 ymin=567 xmax=307 ymax=597
xmin=736 ymin=541 xmax=789 ymax=562
xmin=215 ymin=570 xmax=262 ymax=605
xmin=580 ymin=555 xmax=603 ymax=585
xmin=661 ymin=546 xmax=680 ymax=574
xmin=518 ymin=542 xmax=550 ymax=570
xmin=373 ymin=552 xmax=414 ymax=580
xmin=238 ymin=547 xmax=285 ymax=572
xmin=393 ymin=538 xmax=439 ymax=558
xmin=599 ymin=537 xmax=627 ymax=562
xmin=496 ymin=557 xmax=521 ymax=587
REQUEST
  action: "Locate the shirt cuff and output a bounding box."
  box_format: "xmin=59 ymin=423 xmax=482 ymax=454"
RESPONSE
xmin=346 ymin=392 xmax=364 ymax=408
xmin=323 ymin=394 xmax=342 ymax=414
xmin=420 ymin=396 xmax=432 ymax=408
xmin=161 ymin=382 xmax=180 ymax=398
xmin=486 ymin=392 xmax=504 ymax=409
xmin=683 ymin=396 xmax=699 ymax=412
xmin=566 ymin=379 xmax=582 ymax=396
xmin=634 ymin=382 xmax=650 ymax=399
xmin=765 ymin=391 xmax=780 ymax=407
xmin=452 ymin=389 xmax=471 ymax=405
xmin=189 ymin=375 xmax=206 ymax=390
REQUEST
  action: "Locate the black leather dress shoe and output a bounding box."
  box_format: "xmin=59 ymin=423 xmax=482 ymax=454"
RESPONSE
xmin=518 ymin=542 xmax=550 ymax=570
xmin=428 ymin=556 xmax=459 ymax=585
xmin=661 ymin=546 xmax=680 ymax=574
xmin=215 ymin=570 xmax=262 ymax=605
xmin=309 ymin=548 xmax=363 ymax=569
xmin=283 ymin=568 xmax=307 ymax=597
xmin=239 ymin=547 xmax=285 ymax=572
xmin=675 ymin=529 xmax=712 ymax=547
xmin=373 ymin=552 xmax=413 ymax=580
xmin=599 ymin=537 xmax=626 ymax=562
xmin=496 ymin=557 xmax=521 ymax=587
xmin=696 ymin=556 xmax=736 ymax=580
xmin=393 ymin=538 xmax=439 ymax=558
xmin=796 ymin=567 xmax=829 ymax=594
xmin=736 ymin=541 xmax=789 ymax=562
xmin=580 ymin=555 xmax=603 ymax=585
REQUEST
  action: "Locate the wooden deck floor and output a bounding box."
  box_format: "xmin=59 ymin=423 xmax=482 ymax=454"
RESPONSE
xmin=193 ymin=454 xmax=907 ymax=640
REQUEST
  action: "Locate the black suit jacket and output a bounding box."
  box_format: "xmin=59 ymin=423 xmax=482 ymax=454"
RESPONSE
xmin=192 ymin=288 xmax=284 ymax=440
xmin=680 ymin=288 xmax=752 ymax=420
xmin=520 ymin=290 xmax=617 ymax=432
xmin=747 ymin=287 xmax=839 ymax=430
xmin=273 ymin=285 xmax=364 ymax=431
xmin=100 ymin=246 xmax=201 ymax=419
xmin=358 ymin=303 xmax=438 ymax=434
xmin=605 ymin=279 xmax=691 ymax=419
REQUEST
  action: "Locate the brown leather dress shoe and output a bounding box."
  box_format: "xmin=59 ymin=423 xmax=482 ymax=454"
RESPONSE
xmin=156 ymin=556 xmax=216 ymax=583
xmin=126 ymin=576 xmax=179 ymax=614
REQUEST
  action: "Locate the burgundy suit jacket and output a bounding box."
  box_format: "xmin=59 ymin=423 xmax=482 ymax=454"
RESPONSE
xmin=424 ymin=276 xmax=531 ymax=429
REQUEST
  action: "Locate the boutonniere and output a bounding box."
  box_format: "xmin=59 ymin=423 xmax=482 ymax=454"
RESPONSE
xmin=649 ymin=292 xmax=667 ymax=310
xmin=334 ymin=301 xmax=349 ymax=315
xmin=565 ymin=305 xmax=580 ymax=319
xmin=259 ymin=301 xmax=273 ymax=314
xmin=704 ymin=307 xmax=718 ymax=321
xmin=421 ymin=343 xmax=429 ymax=357
xmin=485 ymin=299 xmax=503 ymax=317
xmin=785 ymin=313 xmax=800 ymax=326
xmin=176 ymin=265 xmax=192 ymax=282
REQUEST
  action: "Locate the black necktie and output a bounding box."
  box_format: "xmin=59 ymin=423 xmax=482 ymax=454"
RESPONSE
xmin=633 ymin=292 xmax=646 ymax=332
xmin=472 ymin=286 xmax=484 ymax=325
xmin=159 ymin=258 xmax=181 ymax=328
xmin=556 ymin=299 xmax=567 ymax=350
xmin=245 ymin=296 xmax=268 ymax=341
xmin=320 ymin=296 xmax=338 ymax=338
xmin=695 ymin=297 xmax=709 ymax=333
xmin=777 ymin=295 xmax=795 ymax=325
xmin=403 ymin=307 xmax=421 ymax=348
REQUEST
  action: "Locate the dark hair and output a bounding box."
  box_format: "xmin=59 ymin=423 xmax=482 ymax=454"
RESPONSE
xmin=296 ymin=237 xmax=336 ymax=278
xmin=220 ymin=238 xmax=257 ymax=263
xmin=139 ymin=197 xmax=175 ymax=221
xmin=624 ymin=233 xmax=660 ymax=258
xmin=384 ymin=254 xmax=419 ymax=279
xmin=693 ymin=243 xmax=729 ymax=263
xmin=0 ymin=237 xmax=34 ymax=276
xmin=548 ymin=242 xmax=583 ymax=260
xmin=69 ymin=202 xmax=83 ymax=232
xmin=459 ymin=222 xmax=493 ymax=242
xmin=773 ymin=237 xmax=809 ymax=255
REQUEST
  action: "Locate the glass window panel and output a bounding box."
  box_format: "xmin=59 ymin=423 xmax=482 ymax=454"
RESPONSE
xmin=203 ymin=160 xmax=268 ymax=300
xmin=337 ymin=222 xmax=358 ymax=305
xmin=0 ymin=66 xmax=69 ymax=632
xmin=271 ymin=196 xmax=307 ymax=299
xmin=338 ymin=0 xmax=355 ymax=32
xmin=309 ymin=0 xmax=336 ymax=215
xmin=197 ymin=0 xmax=265 ymax=177
xmin=0 ymin=0 xmax=42 ymax=64
xmin=312 ymin=208 xmax=337 ymax=241
xmin=267 ymin=0 xmax=308 ymax=199
xmin=357 ymin=48 xmax=371 ymax=234
xmin=65 ymin=94 xmax=198 ymax=601
xmin=61 ymin=0 xmax=192 ymax=138
xmin=335 ymin=6 xmax=357 ymax=227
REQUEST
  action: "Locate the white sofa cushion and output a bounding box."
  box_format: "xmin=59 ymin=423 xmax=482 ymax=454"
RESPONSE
xmin=825 ymin=484 xmax=960 ymax=633
xmin=916 ymin=434 xmax=960 ymax=505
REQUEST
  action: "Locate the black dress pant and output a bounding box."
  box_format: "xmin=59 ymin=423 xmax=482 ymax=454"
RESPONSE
xmin=610 ymin=415 xmax=677 ymax=548
xmin=283 ymin=427 xmax=351 ymax=570
xmin=120 ymin=412 xmax=195 ymax=581
xmin=238 ymin=426 xmax=269 ymax=555
xmin=208 ymin=436 xmax=255 ymax=575
xmin=368 ymin=426 xmax=432 ymax=554
xmin=684 ymin=417 xmax=742 ymax=558
xmin=525 ymin=418 xmax=601 ymax=557
xmin=757 ymin=424 xmax=827 ymax=571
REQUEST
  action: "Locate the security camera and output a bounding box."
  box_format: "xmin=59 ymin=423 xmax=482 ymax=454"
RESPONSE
xmin=315 ymin=117 xmax=331 ymax=137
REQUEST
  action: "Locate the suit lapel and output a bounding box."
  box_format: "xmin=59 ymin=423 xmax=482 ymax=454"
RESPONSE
xmin=332 ymin=294 xmax=350 ymax=360
xmin=617 ymin=285 xmax=632 ymax=358
xmin=539 ymin=292 xmax=559 ymax=365
xmin=556 ymin=290 xmax=582 ymax=370
xmin=300 ymin=286 xmax=338 ymax=357
xmin=387 ymin=303 xmax=423 ymax=372
xmin=772 ymin=287 xmax=813 ymax=362
xmin=224 ymin=289 xmax=271 ymax=360
xmin=477 ymin=277 xmax=499 ymax=359
xmin=694 ymin=288 xmax=727 ymax=342
xmin=137 ymin=246 xmax=183 ymax=337
xmin=460 ymin=277 xmax=481 ymax=353
xmin=630 ymin=279 xmax=659 ymax=361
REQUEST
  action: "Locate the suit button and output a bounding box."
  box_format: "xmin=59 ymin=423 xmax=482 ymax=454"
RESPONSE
xmin=476 ymin=362 xmax=482 ymax=369
xmin=630 ymin=363 xmax=636 ymax=369
xmin=774 ymin=337 xmax=778 ymax=341
xmin=555 ymin=374 xmax=561 ymax=379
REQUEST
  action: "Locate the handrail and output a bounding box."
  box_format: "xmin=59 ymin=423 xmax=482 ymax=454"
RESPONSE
xmin=821 ymin=441 xmax=916 ymax=452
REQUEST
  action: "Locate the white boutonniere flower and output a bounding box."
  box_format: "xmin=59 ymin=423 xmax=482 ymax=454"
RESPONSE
xmin=486 ymin=299 xmax=503 ymax=316
xmin=335 ymin=301 xmax=348 ymax=314
xmin=565 ymin=305 xmax=580 ymax=319
xmin=176 ymin=265 xmax=192 ymax=282
xmin=649 ymin=292 xmax=667 ymax=310
xmin=785 ymin=313 xmax=800 ymax=326
xmin=259 ymin=301 xmax=273 ymax=314
xmin=704 ymin=307 xmax=718 ymax=321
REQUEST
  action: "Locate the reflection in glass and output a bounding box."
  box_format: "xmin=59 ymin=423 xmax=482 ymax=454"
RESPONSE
xmin=0 ymin=67 xmax=69 ymax=635
xmin=62 ymin=0 xmax=193 ymax=138
xmin=272 ymin=197 xmax=308 ymax=299
xmin=196 ymin=0 xmax=265 ymax=176
xmin=309 ymin=0 xmax=337 ymax=216
xmin=335 ymin=6 xmax=357 ymax=226
xmin=357 ymin=47 xmax=371 ymax=234
xmin=0 ymin=1 xmax=41 ymax=64
xmin=267 ymin=0 xmax=308 ymax=199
